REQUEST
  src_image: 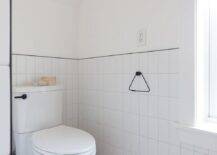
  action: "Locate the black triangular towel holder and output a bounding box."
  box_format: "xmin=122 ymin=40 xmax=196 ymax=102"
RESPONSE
xmin=129 ymin=71 xmax=151 ymax=93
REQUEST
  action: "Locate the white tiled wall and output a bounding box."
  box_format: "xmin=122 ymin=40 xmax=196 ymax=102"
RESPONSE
xmin=12 ymin=55 xmax=79 ymax=127
xmin=12 ymin=52 xmax=217 ymax=155
xmin=78 ymin=50 xmax=181 ymax=155
xmin=180 ymin=143 xmax=217 ymax=155
xmin=78 ymin=49 xmax=217 ymax=155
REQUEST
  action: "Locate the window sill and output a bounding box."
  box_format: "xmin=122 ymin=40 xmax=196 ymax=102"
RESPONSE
xmin=179 ymin=122 xmax=217 ymax=151
xmin=180 ymin=122 xmax=217 ymax=136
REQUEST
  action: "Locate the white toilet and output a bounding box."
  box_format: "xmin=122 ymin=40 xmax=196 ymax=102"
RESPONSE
xmin=13 ymin=86 xmax=96 ymax=155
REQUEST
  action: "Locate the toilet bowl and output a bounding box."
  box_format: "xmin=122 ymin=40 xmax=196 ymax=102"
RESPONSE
xmin=13 ymin=86 xmax=96 ymax=155
xmin=31 ymin=125 xmax=96 ymax=155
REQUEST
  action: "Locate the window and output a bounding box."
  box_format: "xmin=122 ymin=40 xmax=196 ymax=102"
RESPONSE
xmin=209 ymin=1 xmax=217 ymax=118
xmin=197 ymin=0 xmax=217 ymax=122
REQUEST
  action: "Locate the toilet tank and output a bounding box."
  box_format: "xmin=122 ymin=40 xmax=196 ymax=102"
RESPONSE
xmin=13 ymin=86 xmax=63 ymax=134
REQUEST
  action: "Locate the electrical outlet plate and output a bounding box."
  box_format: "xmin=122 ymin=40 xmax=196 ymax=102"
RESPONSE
xmin=137 ymin=28 xmax=147 ymax=47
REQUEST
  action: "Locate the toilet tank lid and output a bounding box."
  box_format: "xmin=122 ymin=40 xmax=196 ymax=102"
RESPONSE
xmin=13 ymin=86 xmax=63 ymax=93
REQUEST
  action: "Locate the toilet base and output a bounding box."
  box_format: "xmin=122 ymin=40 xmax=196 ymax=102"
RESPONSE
xmin=14 ymin=132 xmax=33 ymax=155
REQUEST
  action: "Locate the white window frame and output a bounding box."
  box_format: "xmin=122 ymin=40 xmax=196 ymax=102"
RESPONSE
xmin=196 ymin=0 xmax=217 ymax=123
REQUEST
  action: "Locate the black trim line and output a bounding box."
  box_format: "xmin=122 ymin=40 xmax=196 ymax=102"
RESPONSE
xmin=12 ymin=53 xmax=79 ymax=60
xmin=12 ymin=47 xmax=179 ymax=61
xmin=78 ymin=47 xmax=179 ymax=60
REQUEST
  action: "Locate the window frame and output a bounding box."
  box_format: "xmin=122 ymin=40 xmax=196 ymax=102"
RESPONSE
xmin=196 ymin=0 xmax=217 ymax=124
xmin=196 ymin=0 xmax=211 ymax=123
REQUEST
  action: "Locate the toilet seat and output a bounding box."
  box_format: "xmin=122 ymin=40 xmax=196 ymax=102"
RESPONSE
xmin=33 ymin=146 xmax=96 ymax=155
xmin=32 ymin=125 xmax=96 ymax=155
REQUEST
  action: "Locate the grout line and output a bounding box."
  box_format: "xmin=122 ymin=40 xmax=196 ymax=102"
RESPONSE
xmin=138 ymin=55 xmax=142 ymax=154
xmin=12 ymin=47 xmax=179 ymax=61
xmin=77 ymin=61 xmax=80 ymax=128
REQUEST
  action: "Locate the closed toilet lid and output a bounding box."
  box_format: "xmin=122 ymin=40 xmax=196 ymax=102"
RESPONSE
xmin=32 ymin=125 xmax=96 ymax=155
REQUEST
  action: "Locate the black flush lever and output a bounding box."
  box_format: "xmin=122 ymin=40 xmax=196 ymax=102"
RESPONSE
xmin=14 ymin=94 xmax=27 ymax=100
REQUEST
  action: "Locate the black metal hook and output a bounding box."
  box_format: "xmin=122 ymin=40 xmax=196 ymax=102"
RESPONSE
xmin=129 ymin=71 xmax=150 ymax=93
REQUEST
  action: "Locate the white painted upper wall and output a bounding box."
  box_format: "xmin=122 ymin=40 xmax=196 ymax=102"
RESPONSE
xmin=12 ymin=0 xmax=81 ymax=58
xmin=13 ymin=0 xmax=182 ymax=59
xmin=77 ymin=0 xmax=181 ymax=58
